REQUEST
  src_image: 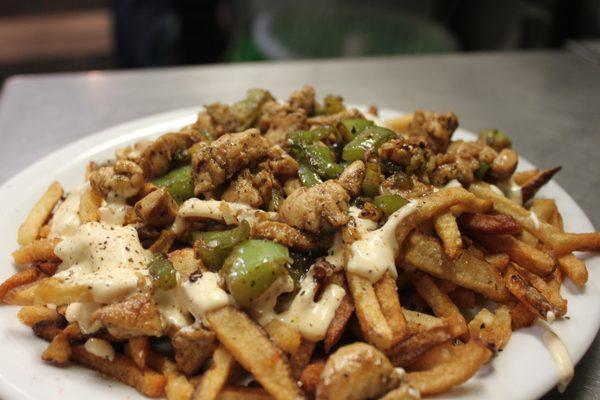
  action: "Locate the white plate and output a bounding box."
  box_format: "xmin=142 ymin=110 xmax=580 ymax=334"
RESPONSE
xmin=0 ymin=107 xmax=598 ymax=400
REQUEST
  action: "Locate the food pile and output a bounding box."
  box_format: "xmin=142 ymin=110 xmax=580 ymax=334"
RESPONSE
xmin=2 ymin=86 xmax=599 ymax=399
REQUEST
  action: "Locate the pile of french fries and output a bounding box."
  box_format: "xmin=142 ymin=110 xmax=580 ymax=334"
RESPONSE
xmin=2 ymin=114 xmax=600 ymax=400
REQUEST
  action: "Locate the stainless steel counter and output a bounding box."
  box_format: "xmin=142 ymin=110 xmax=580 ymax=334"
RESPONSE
xmin=0 ymin=50 xmax=598 ymax=399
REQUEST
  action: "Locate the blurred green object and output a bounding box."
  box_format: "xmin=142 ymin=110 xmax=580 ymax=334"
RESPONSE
xmin=229 ymin=3 xmax=457 ymax=62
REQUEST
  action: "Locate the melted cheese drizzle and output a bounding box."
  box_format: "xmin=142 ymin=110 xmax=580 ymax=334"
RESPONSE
xmin=177 ymin=199 xmax=274 ymax=225
xmin=325 ymin=232 xmax=345 ymax=271
xmin=53 ymin=222 xmax=150 ymax=303
xmin=98 ymin=199 xmax=129 ymax=226
xmin=181 ymin=272 xmax=233 ymax=320
xmin=50 ymin=186 xmax=85 ymax=238
xmin=154 ymin=286 xmax=193 ymax=328
xmin=65 ymin=302 xmax=102 ymax=334
xmin=542 ymin=330 xmax=574 ymax=393
xmin=530 ymin=211 xmax=541 ymax=230
xmin=84 ymin=338 xmax=115 ymax=361
xmin=347 ymin=202 xmax=417 ymax=282
xmin=497 ymin=178 xmax=523 ymax=205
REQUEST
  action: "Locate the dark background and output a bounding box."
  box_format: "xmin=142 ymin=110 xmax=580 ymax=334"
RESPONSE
xmin=1 ymin=0 xmax=599 ymax=86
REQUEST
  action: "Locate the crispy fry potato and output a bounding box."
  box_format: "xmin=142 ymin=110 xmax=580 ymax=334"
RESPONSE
xmin=264 ymin=319 xmax=302 ymax=355
xmin=39 ymin=224 xmax=51 ymax=238
xmin=514 ymin=266 xmax=567 ymax=317
xmin=35 ymin=261 xmax=59 ymax=276
xmin=192 ymin=346 xmax=234 ymax=400
xmin=72 ymin=344 xmax=167 ymax=398
xmin=12 ymin=238 xmax=60 ymax=265
xmin=205 ymin=306 xmax=302 ymax=400
xmin=35 ymin=277 xmax=94 ymax=304
xmin=17 ymin=305 xmax=61 ymax=327
xmin=18 ymin=181 xmax=63 ymax=245
xmin=449 ymin=288 xmax=477 ymax=309
xmin=404 ymin=340 xmax=492 ymax=396
xmin=557 ymin=254 xmax=588 ymax=288
xmin=434 ymin=211 xmax=463 ymax=259
xmin=468 ymin=306 xmax=512 ymax=351
xmin=508 ymin=301 xmax=537 ymax=330
xmin=513 ymin=169 xmax=539 ymax=185
xmin=0 ymin=267 xmax=40 ymax=302
xmin=300 ymin=361 xmax=326 ymax=397
xmin=407 ymin=341 xmax=457 ymax=371
xmin=378 ymin=384 xmax=421 ymax=400
xmin=172 ymin=326 xmax=217 ymax=377
xmin=290 ymin=339 xmax=317 ymax=378
xmin=347 ymin=272 xmax=396 ymax=350
xmin=504 ymin=264 xmax=554 ymax=319
xmin=216 ymin=387 xmax=273 ymax=400
xmin=402 ymin=232 xmax=508 ymax=301
xmin=164 ymin=359 xmax=194 ymax=400
xmin=3 ymin=280 xmax=42 ymax=305
xmin=520 ymin=166 xmax=561 ymax=203
xmin=324 ymin=293 xmax=354 ymax=353
xmin=409 ymin=273 xmax=468 ymax=339
xmin=41 ymin=329 xmax=72 ymax=365
xmin=374 ymin=272 xmax=409 ymax=343
xmin=125 ymin=336 xmax=150 ymax=370
xmin=387 ymin=325 xmax=452 ymax=367
xmin=78 ymin=187 xmax=103 ymax=223
xmin=458 ymin=213 xmax=521 ymax=235
xmin=473 ymin=234 xmax=555 ymax=276
xmin=402 ymin=309 xmax=446 ymax=333
xmin=485 ymin=253 xmax=510 ymax=272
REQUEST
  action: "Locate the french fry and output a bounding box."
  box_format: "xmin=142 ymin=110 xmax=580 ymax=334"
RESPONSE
xmin=374 ymin=272 xmax=409 ymax=343
xmin=125 ymin=336 xmax=150 ymax=370
xmin=520 ymin=166 xmax=561 ymax=203
xmin=514 ymin=266 xmax=567 ymax=317
xmin=458 ymin=213 xmax=521 ymax=235
xmin=205 ymin=306 xmax=302 ymax=400
xmin=485 ymin=253 xmax=510 ymax=272
xmin=264 ymin=319 xmax=302 ymax=355
xmin=402 ymin=309 xmax=447 ymax=333
xmin=508 ymin=301 xmax=537 ymax=330
xmin=36 ymin=277 xmax=94 ymax=305
xmin=409 ymin=273 xmax=468 ymax=339
xmin=150 ymin=230 xmax=177 ymax=254
xmin=0 ymin=268 xmax=40 ymax=302
xmin=473 ymin=233 xmax=555 ymax=276
xmin=290 ymin=339 xmax=317 ymax=378
xmin=379 ymin=384 xmax=422 ymax=400
xmin=12 ymin=238 xmax=60 ymax=266
xmin=78 ymin=187 xmax=103 ymax=223
xmin=192 ymin=346 xmax=234 ymax=400
xmin=513 ymin=169 xmax=539 ymax=185
xmin=324 ymin=293 xmax=354 ymax=353
xmin=299 ymin=361 xmax=325 ymax=397
xmin=216 ymin=387 xmax=273 ymax=400
xmin=434 ymin=211 xmax=463 ymax=259
xmin=35 ymin=261 xmax=59 ymax=276
xmin=41 ymin=329 xmax=72 ymax=365
xmin=3 ymin=280 xmax=42 ymax=305
xmin=402 ymin=232 xmax=508 ymax=301
xmin=557 ymin=254 xmax=588 ymax=288
xmin=407 ymin=341 xmax=457 ymax=371
xmin=468 ymin=306 xmax=512 ymax=351
xmin=504 ymin=264 xmax=554 ymax=319
xmin=387 ymin=325 xmax=452 ymax=367
xmin=17 ymin=305 xmax=61 ymax=327
xmin=404 ymin=340 xmax=492 ymax=396
xmin=449 ymin=287 xmax=477 ymax=309
xmin=18 ymin=181 xmax=63 ymax=245
xmin=164 ymin=359 xmax=194 ymax=400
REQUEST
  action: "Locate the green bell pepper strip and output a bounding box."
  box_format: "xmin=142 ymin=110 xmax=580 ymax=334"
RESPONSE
xmin=336 ymin=119 xmax=374 ymax=142
xmin=288 ymin=127 xmax=333 ymax=145
xmin=298 ymin=163 xmax=323 ymax=187
xmin=148 ymin=253 xmax=177 ymax=290
xmin=475 ymin=161 xmax=490 ymax=179
xmin=191 ymin=221 xmax=251 ymax=270
xmin=152 ymin=165 xmax=195 ymax=204
xmin=373 ymin=194 xmax=409 ymax=216
xmin=361 ymin=161 xmax=382 ymax=197
xmin=303 ymin=144 xmax=344 ymax=179
xmin=342 ymin=126 xmax=396 ymax=162
xmin=222 ymin=239 xmax=291 ymax=306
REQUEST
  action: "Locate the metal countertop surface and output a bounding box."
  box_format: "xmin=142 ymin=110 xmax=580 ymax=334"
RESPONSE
xmin=0 ymin=50 xmax=598 ymax=399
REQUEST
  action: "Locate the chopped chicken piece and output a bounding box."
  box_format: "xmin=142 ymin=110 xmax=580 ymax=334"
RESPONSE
xmin=134 ymin=187 xmax=178 ymax=228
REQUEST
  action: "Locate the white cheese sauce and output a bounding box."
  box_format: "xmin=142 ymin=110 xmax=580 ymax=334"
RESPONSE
xmin=181 ymin=272 xmax=233 ymax=320
xmin=347 ymin=202 xmax=418 ymax=283
xmin=542 ymin=330 xmax=574 ymax=393
xmin=65 ymin=302 xmax=102 ymax=334
xmin=98 ymin=199 xmax=129 ymax=226
xmin=497 ymin=178 xmax=523 ymax=205
xmin=84 ymin=338 xmax=115 ymax=361
xmin=153 ymin=285 xmax=193 ymax=328
xmin=50 ymin=185 xmax=85 ymax=238
xmin=53 ymin=222 xmax=150 ymax=303
xmin=324 ymin=232 xmax=345 ymax=271
xmin=530 ymin=211 xmax=541 ymax=230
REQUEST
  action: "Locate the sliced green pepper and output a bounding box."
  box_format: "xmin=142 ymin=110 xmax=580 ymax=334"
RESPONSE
xmin=152 ymin=165 xmax=195 ymax=203
xmin=288 ymin=127 xmax=333 ymax=145
xmin=479 ymin=129 xmax=512 ymax=151
xmin=374 ymin=194 xmax=409 ymax=216
xmin=298 ymin=163 xmax=323 ymax=187
xmin=222 ymin=239 xmax=290 ymax=306
xmin=148 ymin=253 xmax=177 ymax=290
xmin=342 ymin=126 xmax=396 ymax=162
xmin=475 ymin=161 xmax=490 ymax=179
xmin=337 ymin=119 xmax=374 ymax=142
xmin=191 ymin=221 xmax=250 ymax=270
xmin=362 ymin=161 xmax=382 ymax=197
xmin=303 ymin=144 xmax=344 ymax=179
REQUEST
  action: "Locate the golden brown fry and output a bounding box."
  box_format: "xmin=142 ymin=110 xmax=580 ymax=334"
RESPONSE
xmin=473 ymin=233 xmax=555 ymax=276
xmin=164 ymin=359 xmax=194 ymax=400
xmin=216 ymin=387 xmax=273 ymax=400
xmin=192 ymin=346 xmax=235 ymax=400
xmin=449 ymin=287 xmax=477 ymax=310
xmin=387 ymin=325 xmax=452 ymax=367
xmin=172 ymin=326 xmax=217 ymax=377
xmin=504 ymin=264 xmax=554 ymax=319
xmin=407 ymin=341 xmax=457 ymax=371
xmin=3 ymin=280 xmax=41 ymax=305
xmin=374 ymin=272 xmax=409 ymax=343
xmin=17 ymin=305 xmax=61 ymax=327
xmin=409 ymin=273 xmax=468 ymax=339
xmin=403 ymin=309 xmax=447 ymax=334
xmin=290 ymin=339 xmax=317 ymax=379
xmin=0 ymin=268 xmax=40 ymax=302
xmin=35 ymin=261 xmax=59 ymax=276
xmin=520 ymin=166 xmax=561 ymax=203
xmin=434 ymin=211 xmax=463 ymax=259
xmin=150 ymin=230 xmax=177 ymax=254
xmin=458 ymin=213 xmax=521 ymax=235
xmin=300 ymin=361 xmax=326 ymax=397
xmin=378 ymin=384 xmax=421 ymax=400
xmin=557 ymin=254 xmax=588 ymax=288
xmin=18 ymin=181 xmax=63 ymax=245
xmin=508 ymin=301 xmax=537 ymax=330
xmin=513 ymin=169 xmax=539 ymax=185
xmin=41 ymin=329 xmax=72 ymax=365
xmin=404 ymin=340 xmax=492 ymax=396
xmin=346 ymin=272 xmax=396 ymax=350
xmin=12 ymin=238 xmax=60 ymax=266
xmin=515 ymin=266 xmax=567 ymax=317
xmin=125 ymin=336 xmax=150 ymax=370
xmin=264 ymin=319 xmax=302 ymax=355
xmin=205 ymin=306 xmax=302 ymax=400
xmin=35 ymin=277 xmax=94 ymax=305
xmin=324 ymin=293 xmax=354 ymax=353
xmin=485 ymin=253 xmax=510 ymax=272
xmin=468 ymin=306 xmax=512 ymax=352
xmin=78 ymin=187 xmax=103 ymax=223
xmin=402 ymin=232 xmax=508 ymax=301
xmin=72 ymin=344 xmax=167 ymax=398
